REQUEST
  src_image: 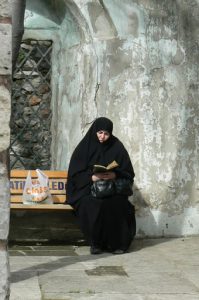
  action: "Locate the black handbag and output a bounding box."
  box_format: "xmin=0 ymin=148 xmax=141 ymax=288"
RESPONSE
xmin=91 ymin=178 xmax=133 ymax=198
xmin=115 ymin=178 xmax=133 ymax=196
xmin=91 ymin=180 xmax=115 ymax=198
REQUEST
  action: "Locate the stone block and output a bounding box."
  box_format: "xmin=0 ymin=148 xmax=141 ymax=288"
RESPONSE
xmin=0 ymin=241 xmax=10 ymax=299
xmin=0 ymin=0 xmax=11 ymax=17
xmin=0 ymin=84 xmax=11 ymax=152
xmin=0 ymin=170 xmax=10 ymax=240
xmin=10 ymin=272 xmax=41 ymax=300
xmin=0 ymin=24 xmax=11 ymax=75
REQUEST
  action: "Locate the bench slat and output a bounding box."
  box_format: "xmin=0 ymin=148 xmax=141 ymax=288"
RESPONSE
xmin=10 ymin=203 xmax=72 ymax=210
xmin=11 ymin=195 xmax=67 ymax=204
xmin=10 ymin=170 xmax=67 ymax=178
xmin=11 ymin=178 xmax=66 ymax=192
xmin=11 ymin=187 xmax=66 ymax=195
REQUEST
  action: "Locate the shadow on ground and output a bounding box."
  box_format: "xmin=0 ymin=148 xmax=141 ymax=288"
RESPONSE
xmin=10 ymin=237 xmax=176 ymax=283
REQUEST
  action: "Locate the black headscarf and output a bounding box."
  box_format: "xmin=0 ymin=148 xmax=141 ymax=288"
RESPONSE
xmin=94 ymin=117 xmax=113 ymax=134
xmin=67 ymin=117 xmax=135 ymax=206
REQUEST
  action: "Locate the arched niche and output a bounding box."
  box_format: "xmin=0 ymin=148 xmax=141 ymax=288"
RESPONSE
xmin=20 ymin=0 xmax=103 ymax=169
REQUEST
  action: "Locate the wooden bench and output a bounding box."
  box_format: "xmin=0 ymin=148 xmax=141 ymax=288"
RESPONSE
xmin=10 ymin=170 xmax=72 ymax=210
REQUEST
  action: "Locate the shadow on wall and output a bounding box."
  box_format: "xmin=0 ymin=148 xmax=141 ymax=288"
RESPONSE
xmin=133 ymin=184 xmax=160 ymax=238
xmin=133 ymin=183 xmax=182 ymax=238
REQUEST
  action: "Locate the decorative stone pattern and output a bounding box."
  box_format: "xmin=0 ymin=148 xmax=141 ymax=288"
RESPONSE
xmin=10 ymin=40 xmax=52 ymax=170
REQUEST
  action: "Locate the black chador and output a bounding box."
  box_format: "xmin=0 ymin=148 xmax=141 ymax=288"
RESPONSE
xmin=67 ymin=117 xmax=136 ymax=253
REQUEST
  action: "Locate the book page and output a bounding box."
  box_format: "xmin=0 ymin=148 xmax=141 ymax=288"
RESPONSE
xmin=93 ymin=161 xmax=119 ymax=173
xmin=106 ymin=160 xmax=119 ymax=170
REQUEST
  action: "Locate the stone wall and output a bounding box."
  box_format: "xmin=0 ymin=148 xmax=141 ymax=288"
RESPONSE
xmin=49 ymin=0 xmax=199 ymax=237
xmin=0 ymin=0 xmax=11 ymax=298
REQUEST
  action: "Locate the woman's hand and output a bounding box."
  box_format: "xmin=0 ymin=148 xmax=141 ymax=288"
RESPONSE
xmin=102 ymin=172 xmax=116 ymax=180
xmin=92 ymin=172 xmax=116 ymax=182
xmin=92 ymin=173 xmax=105 ymax=182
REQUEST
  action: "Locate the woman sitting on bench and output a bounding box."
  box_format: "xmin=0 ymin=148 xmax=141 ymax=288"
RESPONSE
xmin=67 ymin=117 xmax=136 ymax=254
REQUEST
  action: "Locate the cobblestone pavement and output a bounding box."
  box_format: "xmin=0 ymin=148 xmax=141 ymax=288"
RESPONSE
xmin=9 ymin=237 xmax=199 ymax=300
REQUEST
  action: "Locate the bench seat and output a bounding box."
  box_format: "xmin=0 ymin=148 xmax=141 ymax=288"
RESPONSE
xmin=10 ymin=170 xmax=72 ymax=210
xmin=10 ymin=203 xmax=72 ymax=210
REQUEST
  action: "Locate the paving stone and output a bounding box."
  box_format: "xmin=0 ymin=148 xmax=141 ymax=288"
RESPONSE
xmin=10 ymin=287 xmax=41 ymax=300
xmin=42 ymin=294 xmax=199 ymax=300
xmin=42 ymin=293 xmax=143 ymax=300
xmin=9 ymin=245 xmax=76 ymax=251
xmin=9 ymin=249 xmax=77 ymax=256
xmin=10 ymin=273 xmax=41 ymax=300
xmin=143 ymin=296 xmax=199 ymax=300
xmin=38 ymin=271 xmax=198 ymax=294
xmin=181 ymin=268 xmax=199 ymax=289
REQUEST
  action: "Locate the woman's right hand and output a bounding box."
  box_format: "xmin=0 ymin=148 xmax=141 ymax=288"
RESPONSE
xmin=92 ymin=173 xmax=106 ymax=182
xmin=92 ymin=172 xmax=116 ymax=182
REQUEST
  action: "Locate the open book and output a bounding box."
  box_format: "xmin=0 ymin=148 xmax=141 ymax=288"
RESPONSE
xmin=93 ymin=160 xmax=119 ymax=173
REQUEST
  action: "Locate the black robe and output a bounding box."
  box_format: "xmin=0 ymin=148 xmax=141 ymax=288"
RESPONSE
xmin=67 ymin=117 xmax=136 ymax=251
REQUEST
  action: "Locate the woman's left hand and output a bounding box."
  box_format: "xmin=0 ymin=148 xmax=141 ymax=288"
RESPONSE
xmin=101 ymin=172 xmax=116 ymax=180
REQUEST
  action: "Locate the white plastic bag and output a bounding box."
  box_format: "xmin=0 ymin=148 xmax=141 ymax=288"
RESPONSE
xmin=22 ymin=169 xmax=53 ymax=205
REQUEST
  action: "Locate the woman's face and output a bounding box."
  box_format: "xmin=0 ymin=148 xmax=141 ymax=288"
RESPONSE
xmin=96 ymin=130 xmax=110 ymax=143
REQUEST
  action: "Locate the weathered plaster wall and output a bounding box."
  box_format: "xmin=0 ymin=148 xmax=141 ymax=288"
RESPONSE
xmin=24 ymin=0 xmax=199 ymax=237
xmin=0 ymin=0 xmax=11 ymax=298
xmin=51 ymin=6 xmax=99 ymax=167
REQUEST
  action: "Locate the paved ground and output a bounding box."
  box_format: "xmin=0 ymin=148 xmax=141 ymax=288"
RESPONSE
xmin=9 ymin=237 xmax=199 ymax=300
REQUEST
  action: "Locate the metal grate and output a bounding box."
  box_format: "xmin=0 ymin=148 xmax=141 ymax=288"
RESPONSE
xmin=10 ymin=40 xmax=52 ymax=170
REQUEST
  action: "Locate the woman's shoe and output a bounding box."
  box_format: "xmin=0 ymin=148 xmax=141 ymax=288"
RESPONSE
xmin=90 ymin=246 xmax=102 ymax=255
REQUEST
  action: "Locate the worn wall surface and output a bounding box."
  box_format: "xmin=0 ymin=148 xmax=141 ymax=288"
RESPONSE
xmin=0 ymin=0 xmax=11 ymax=298
xmin=24 ymin=0 xmax=199 ymax=237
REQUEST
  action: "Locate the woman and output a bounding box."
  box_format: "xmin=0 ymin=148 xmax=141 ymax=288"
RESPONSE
xmin=67 ymin=117 xmax=136 ymax=254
